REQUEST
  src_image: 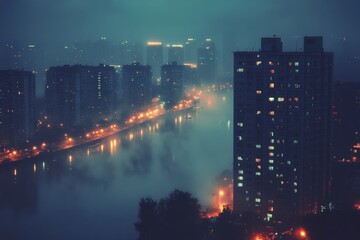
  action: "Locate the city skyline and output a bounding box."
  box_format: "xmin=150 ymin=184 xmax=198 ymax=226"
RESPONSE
xmin=1 ymin=1 xmax=360 ymax=239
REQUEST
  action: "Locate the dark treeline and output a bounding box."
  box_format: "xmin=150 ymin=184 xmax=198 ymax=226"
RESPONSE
xmin=135 ymin=190 xmax=360 ymax=240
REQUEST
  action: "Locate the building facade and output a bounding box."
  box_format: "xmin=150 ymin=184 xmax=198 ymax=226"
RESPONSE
xmin=45 ymin=64 xmax=117 ymax=127
xmin=167 ymin=44 xmax=184 ymax=65
xmin=0 ymin=70 xmax=36 ymax=146
xmin=147 ymin=42 xmax=163 ymax=82
xmin=121 ymin=63 xmax=152 ymax=113
xmin=161 ymin=63 xmax=184 ymax=109
xmin=198 ymin=39 xmax=217 ymax=84
xmin=233 ymin=37 xmax=333 ymax=225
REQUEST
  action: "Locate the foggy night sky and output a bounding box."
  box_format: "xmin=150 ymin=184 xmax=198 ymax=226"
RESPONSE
xmin=1 ymin=0 xmax=360 ymax=80
xmin=0 ymin=0 xmax=358 ymax=43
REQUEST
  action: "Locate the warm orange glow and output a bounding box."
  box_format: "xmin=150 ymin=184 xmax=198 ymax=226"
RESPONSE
xmin=219 ymin=190 xmax=224 ymax=196
xmin=354 ymin=202 xmax=360 ymax=210
xmin=253 ymin=234 xmax=264 ymax=240
xmin=295 ymin=228 xmax=308 ymax=239
xmin=147 ymin=41 xmax=162 ymax=46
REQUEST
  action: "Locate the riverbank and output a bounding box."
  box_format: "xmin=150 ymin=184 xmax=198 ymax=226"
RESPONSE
xmin=0 ymin=104 xmax=195 ymax=166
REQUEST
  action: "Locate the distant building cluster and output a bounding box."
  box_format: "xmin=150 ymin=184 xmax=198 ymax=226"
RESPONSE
xmin=0 ymin=37 xmax=222 ymax=147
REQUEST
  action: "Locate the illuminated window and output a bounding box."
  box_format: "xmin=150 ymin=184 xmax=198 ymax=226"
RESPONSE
xmin=269 ymin=166 xmax=274 ymax=170
xmin=287 ymin=161 xmax=291 ymax=165
xmin=256 ymin=61 xmax=262 ymax=66
xmin=268 ymin=146 xmax=275 ymax=150
xmin=238 ymin=136 xmax=243 ymax=141
xmin=257 ymin=165 xmax=261 ymax=169
xmin=269 ymin=159 xmax=274 ymax=163
xmin=238 ymin=176 xmax=243 ymax=180
xmin=270 ymin=69 xmax=275 ymax=74
xmin=294 ymin=62 xmax=299 ymax=66
xmin=238 ymin=183 xmax=243 ymax=187
xmin=269 ymin=111 xmax=275 ymax=116
xmin=256 ymin=172 xmax=261 ymax=176
xmin=255 ymin=198 xmax=261 ymax=203
xmin=268 ymin=207 xmax=274 ymax=212
xmin=256 ymin=110 xmax=262 ymax=115
xmin=269 ymin=152 xmax=274 ymax=156
xmin=256 ymin=90 xmax=262 ymax=94
xmin=294 ymin=182 xmax=298 ymax=186
xmin=237 ymin=68 xmax=244 ymax=72
xmin=255 ymin=158 xmax=261 ymax=163
xmin=269 ymin=61 xmax=274 ymax=66
xmin=237 ymin=156 xmax=243 ymax=161
xmin=256 ymin=144 xmax=261 ymax=149
xmin=294 ymin=97 xmax=299 ymax=102
xmin=238 ymin=122 xmax=244 ymax=127
xmin=269 ymin=83 xmax=275 ymax=88
xmin=278 ymin=97 xmax=284 ymax=102
xmin=269 ymin=97 xmax=275 ymax=102
xmin=239 ymin=170 xmax=244 ymax=174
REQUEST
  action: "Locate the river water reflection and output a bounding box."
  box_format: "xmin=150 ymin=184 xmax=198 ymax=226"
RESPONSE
xmin=0 ymin=92 xmax=232 ymax=240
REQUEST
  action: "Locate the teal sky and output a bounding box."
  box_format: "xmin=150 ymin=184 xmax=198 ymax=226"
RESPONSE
xmin=0 ymin=0 xmax=359 ymax=46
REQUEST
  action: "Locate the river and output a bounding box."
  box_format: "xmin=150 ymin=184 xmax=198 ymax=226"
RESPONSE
xmin=0 ymin=91 xmax=233 ymax=240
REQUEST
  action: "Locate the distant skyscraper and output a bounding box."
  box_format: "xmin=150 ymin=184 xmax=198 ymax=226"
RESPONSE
xmin=161 ymin=62 xmax=184 ymax=109
xmin=147 ymin=41 xmax=163 ymax=82
xmin=184 ymin=38 xmax=197 ymax=63
xmin=233 ymin=37 xmax=333 ymax=225
xmin=45 ymin=64 xmax=117 ymax=127
xmin=183 ymin=63 xmax=199 ymax=88
xmin=198 ymin=39 xmax=217 ymax=84
xmin=167 ymin=44 xmax=184 ymax=65
xmin=121 ymin=63 xmax=152 ymax=112
xmin=0 ymin=70 xmax=36 ymax=146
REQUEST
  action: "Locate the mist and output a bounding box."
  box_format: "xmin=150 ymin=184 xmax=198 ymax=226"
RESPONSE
xmin=0 ymin=90 xmax=233 ymax=240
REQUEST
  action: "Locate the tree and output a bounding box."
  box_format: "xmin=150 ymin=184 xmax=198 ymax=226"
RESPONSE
xmin=134 ymin=189 xmax=205 ymax=240
xmin=134 ymin=197 xmax=160 ymax=240
xmin=213 ymin=207 xmax=245 ymax=240
xmin=158 ymin=189 xmax=202 ymax=240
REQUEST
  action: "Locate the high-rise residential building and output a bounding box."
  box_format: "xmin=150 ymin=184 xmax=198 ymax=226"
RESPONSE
xmin=233 ymin=36 xmax=333 ymax=226
xmin=160 ymin=62 xmax=184 ymax=109
xmin=146 ymin=41 xmax=163 ymax=82
xmin=184 ymin=38 xmax=197 ymax=63
xmin=183 ymin=63 xmax=199 ymax=88
xmin=167 ymin=44 xmax=184 ymax=65
xmin=121 ymin=63 xmax=152 ymax=113
xmin=0 ymin=70 xmax=36 ymax=146
xmin=45 ymin=64 xmax=117 ymax=127
xmin=198 ymin=39 xmax=217 ymax=84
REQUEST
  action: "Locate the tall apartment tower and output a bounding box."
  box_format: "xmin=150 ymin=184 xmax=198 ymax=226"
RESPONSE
xmin=121 ymin=63 xmax=152 ymax=113
xmin=161 ymin=62 xmax=184 ymax=109
xmin=233 ymin=37 xmax=333 ymax=225
xmin=146 ymin=41 xmax=163 ymax=82
xmin=45 ymin=64 xmax=117 ymax=127
xmin=167 ymin=44 xmax=184 ymax=65
xmin=198 ymin=39 xmax=217 ymax=84
xmin=0 ymin=70 xmax=36 ymax=146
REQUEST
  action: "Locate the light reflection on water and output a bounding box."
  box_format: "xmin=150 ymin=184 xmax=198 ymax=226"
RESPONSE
xmin=0 ymin=92 xmax=232 ymax=240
